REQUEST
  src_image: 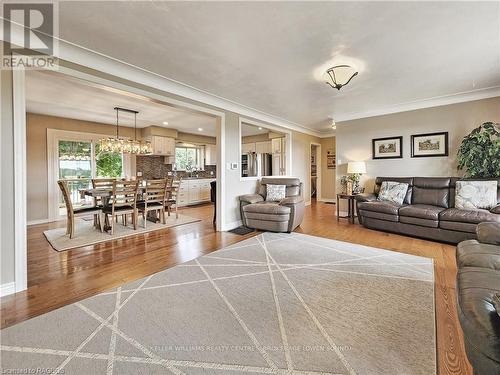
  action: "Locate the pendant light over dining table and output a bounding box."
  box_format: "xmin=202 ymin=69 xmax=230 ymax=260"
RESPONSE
xmin=99 ymin=107 xmax=153 ymax=155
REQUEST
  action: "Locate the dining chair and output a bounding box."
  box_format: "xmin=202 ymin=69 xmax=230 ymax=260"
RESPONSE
xmin=91 ymin=178 xmax=116 ymax=224
xmin=137 ymin=179 xmax=168 ymax=228
xmin=165 ymin=177 xmax=181 ymax=219
xmin=103 ymin=180 xmax=139 ymax=235
xmin=58 ymin=180 xmax=102 ymax=239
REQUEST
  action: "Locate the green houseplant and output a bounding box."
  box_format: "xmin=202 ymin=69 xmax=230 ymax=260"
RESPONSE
xmin=457 ymin=122 xmax=500 ymax=178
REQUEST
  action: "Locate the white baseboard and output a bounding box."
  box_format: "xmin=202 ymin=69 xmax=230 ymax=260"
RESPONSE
xmin=0 ymin=282 xmax=16 ymax=297
xmin=305 ymin=200 xmax=311 ymax=206
xmin=223 ymin=220 xmax=243 ymax=231
xmin=318 ymin=198 xmax=336 ymax=203
xmin=27 ymin=218 xmax=51 ymax=226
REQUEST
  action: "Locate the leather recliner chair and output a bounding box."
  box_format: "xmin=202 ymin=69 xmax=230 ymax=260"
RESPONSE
xmin=456 ymin=222 xmax=500 ymax=374
xmin=239 ymin=177 xmax=305 ymax=233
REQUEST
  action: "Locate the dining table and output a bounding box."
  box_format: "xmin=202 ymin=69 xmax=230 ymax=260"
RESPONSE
xmin=79 ymin=186 xmax=172 ymax=230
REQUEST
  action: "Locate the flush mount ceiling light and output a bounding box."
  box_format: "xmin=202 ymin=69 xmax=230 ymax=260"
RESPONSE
xmin=99 ymin=107 xmax=153 ymax=155
xmin=198 ymin=128 xmax=203 ymax=131
xmin=331 ymin=119 xmax=337 ymax=130
xmin=163 ymin=121 xmax=169 ymax=125
xmin=325 ymin=65 xmax=358 ymax=90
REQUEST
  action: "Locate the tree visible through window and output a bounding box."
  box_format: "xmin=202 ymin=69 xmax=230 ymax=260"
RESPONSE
xmin=175 ymin=147 xmax=199 ymax=170
xmin=95 ymin=143 xmax=123 ymax=178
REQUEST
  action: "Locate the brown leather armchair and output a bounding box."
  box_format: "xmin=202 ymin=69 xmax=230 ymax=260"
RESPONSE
xmin=239 ymin=177 xmax=305 ymax=233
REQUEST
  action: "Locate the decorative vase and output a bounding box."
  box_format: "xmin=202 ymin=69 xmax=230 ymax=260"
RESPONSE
xmin=347 ymin=181 xmax=353 ymax=195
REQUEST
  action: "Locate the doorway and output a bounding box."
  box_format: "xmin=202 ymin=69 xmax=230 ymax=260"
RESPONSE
xmin=310 ymin=143 xmax=321 ymax=204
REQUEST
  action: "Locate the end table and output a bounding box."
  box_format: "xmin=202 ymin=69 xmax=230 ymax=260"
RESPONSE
xmin=336 ymin=193 xmax=358 ymax=224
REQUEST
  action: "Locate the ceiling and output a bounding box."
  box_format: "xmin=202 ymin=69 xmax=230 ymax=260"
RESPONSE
xmin=48 ymin=2 xmax=500 ymax=133
xmin=26 ymin=71 xmax=218 ymax=135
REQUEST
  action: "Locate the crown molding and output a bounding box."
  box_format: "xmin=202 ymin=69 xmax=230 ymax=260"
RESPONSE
xmin=331 ymin=86 xmax=500 ymax=123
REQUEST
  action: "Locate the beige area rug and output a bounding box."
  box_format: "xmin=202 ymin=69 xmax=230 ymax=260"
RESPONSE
xmin=1 ymin=233 xmax=436 ymax=374
xmin=44 ymin=215 xmax=201 ymax=251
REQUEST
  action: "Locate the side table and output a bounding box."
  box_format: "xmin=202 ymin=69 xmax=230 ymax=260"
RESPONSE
xmin=336 ymin=193 xmax=358 ymax=224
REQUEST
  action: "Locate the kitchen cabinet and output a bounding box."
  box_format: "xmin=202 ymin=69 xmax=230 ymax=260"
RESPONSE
xmin=255 ymin=141 xmax=272 ymax=154
xmin=177 ymin=178 xmax=214 ymax=207
xmin=241 ymin=143 xmax=256 ymax=154
xmin=272 ymin=138 xmax=283 ymax=154
xmin=205 ymin=144 xmax=217 ymax=165
xmin=149 ymin=135 xmax=176 ymax=156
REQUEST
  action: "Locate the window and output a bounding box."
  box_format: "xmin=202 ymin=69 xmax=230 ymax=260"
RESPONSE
xmin=175 ymin=146 xmax=204 ymax=171
xmin=57 ymin=139 xmax=123 ymax=212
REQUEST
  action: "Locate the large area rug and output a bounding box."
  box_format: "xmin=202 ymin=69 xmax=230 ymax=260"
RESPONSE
xmin=44 ymin=214 xmax=201 ymax=251
xmin=1 ymin=233 xmax=436 ymax=374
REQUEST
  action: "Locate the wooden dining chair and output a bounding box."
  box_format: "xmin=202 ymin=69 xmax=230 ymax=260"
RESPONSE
xmin=103 ymin=180 xmax=139 ymax=235
xmin=165 ymin=178 xmax=181 ymax=219
xmin=58 ymin=180 xmax=102 ymax=239
xmin=137 ymin=179 xmax=167 ymax=228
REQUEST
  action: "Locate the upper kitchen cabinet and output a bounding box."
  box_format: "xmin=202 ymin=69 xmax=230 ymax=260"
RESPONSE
xmin=149 ymin=135 xmax=176 ymax=156
xmin=255 ymin=141 xmax=272 ymax=154
xmin=241 ymin=142 xmax=256 ymax=154
xmin=205 ymin=144 xmax=217 ymax=165
xmin=271 ymin=138 xmax=283 ymax=154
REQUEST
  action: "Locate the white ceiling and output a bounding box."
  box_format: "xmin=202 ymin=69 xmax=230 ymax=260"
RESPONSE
xmin=26 ymin=71 xmax=218 ymax=135
xmin=50 ymin=2 xmax=500 ymax=133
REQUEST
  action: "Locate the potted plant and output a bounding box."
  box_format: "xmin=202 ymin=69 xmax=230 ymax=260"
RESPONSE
xmin=457 ymin=122 xmax=500 ymax=178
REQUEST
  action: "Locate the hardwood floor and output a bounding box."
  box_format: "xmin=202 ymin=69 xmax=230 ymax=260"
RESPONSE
xmin=0 ymin=201 xmax=471 ymax=374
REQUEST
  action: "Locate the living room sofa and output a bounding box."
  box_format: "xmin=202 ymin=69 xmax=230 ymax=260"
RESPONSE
xmin=239 ymin=177 xmax=305 ymax=232
xmin=456 ymin=222 xmax=500 ymax=374
xmin=356 ymin=177 xmax=500 ymax=243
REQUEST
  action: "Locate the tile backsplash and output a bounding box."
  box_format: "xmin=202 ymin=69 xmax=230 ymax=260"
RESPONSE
xmin=136 ymin=156 xmax=216 ymax=179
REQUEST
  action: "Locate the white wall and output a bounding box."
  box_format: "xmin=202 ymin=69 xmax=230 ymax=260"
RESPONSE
xmin=336 ymin=97 xmax=500 ymax=209
xmin=1 ymin=69 xmax=16 ymax=287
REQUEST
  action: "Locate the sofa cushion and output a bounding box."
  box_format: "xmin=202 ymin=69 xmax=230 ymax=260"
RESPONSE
xmin=399 ymin=216 xmax=438 ymax=228
xmin=266 ymin=184 xmax=286 ymax=201
xmin=477 ymin=222 xmax=500 ymax=245
xmin=440 ymin=221 xmax=477 ymax=234
xmin=440 ymin=208 xmax=500 ymax=224
xmin=457 ymin=267 xmax=500 ymax=363
xmin=358 ymin=210 xmax=399 ymax=222
xmin=374 ymin=177 xmax=413 ymax=204
xmin=378 ymin=181 xmax=409 ymax=205
xmin=455 ymin=180 xmax=498 ymax=210
xmin=399 ymin=204 xmax=445 ymax=220
xmin=457 ymin=240 xmax=500 ymax=270
xmin=357 ymin=201 xmax=402 ymax=215
xmin=243 ymin=202 xmax=291 ymax=215
xmin=493 ymin=294 xmax=500 ymax=317
xmin=412 ymin=177 xmax=451 ymax=208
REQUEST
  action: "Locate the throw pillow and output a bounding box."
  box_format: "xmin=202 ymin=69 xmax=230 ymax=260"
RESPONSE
xmin=492 ymin=293 xmax=500 ymax=317
xmin=266 ymin=184 xmax=286 ymax=201
xmin=455 ymin=180 xmax=498 ymax=210
xmin=378 ymin=181 xmax=409 ymax=205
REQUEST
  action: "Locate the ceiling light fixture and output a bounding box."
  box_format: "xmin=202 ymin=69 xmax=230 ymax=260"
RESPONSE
xmin=258 ymin=127 xmax=263 ymax=130
xmin=198 ymin=128 xmax=203 ymax=131
xmin=163 ymin=121 xmax=169 ymax=125
xmin=325 ymin=65 xmax=358 ymax=90
xmin=99 ymin=107 xmax=152 ymax=155
xmin=331 ymin=119 xmax=337 ymax=130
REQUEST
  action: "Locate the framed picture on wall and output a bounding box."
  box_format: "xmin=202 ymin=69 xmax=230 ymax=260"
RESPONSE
xmin=372 ymin=136 xmax=403 ymax=159
xmin=327 ymin=149 xmax=336 ymax=169
xmin=411 ymin=132 xmax=449 ymax=157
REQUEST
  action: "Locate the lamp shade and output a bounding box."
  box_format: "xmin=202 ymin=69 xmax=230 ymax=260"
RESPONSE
xmin=347 ymin=161 xmax=366 ymax=174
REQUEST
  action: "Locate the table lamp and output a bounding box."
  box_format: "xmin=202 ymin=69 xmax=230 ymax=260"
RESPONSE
xmin=347 ymin=161 xmax=366 ymax=194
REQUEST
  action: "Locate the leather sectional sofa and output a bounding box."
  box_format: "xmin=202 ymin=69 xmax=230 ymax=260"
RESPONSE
xmin=456 ymin=222 xmax=500 ymax=374
xmin=239 ymin=177 xmax=305 ymax=233
xmin=356 ymin=177 xmax=500 ymax=243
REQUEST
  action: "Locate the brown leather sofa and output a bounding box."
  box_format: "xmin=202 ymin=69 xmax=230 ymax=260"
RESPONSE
xmin=239 ymin=177 xmax=305 ymax=232
xmin=456 ymin=222 xmax=500 ymax=374
xmin=356 ymin=177 xmax=500 ymax=243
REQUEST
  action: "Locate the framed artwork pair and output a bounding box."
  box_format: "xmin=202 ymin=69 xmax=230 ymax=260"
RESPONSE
xmin=372 ymin=132 xmax=448 ymax=159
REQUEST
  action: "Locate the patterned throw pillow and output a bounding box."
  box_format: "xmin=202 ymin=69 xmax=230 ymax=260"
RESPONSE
xmin=266 ymin=184 xmax=286 ymax=201
xmin=455 ymin=180 xmax=498 ymax=210
xmin=378 ymin=181 xmax=409 ymax=205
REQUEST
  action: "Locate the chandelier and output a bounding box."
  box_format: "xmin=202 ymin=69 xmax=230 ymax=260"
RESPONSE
xmin=100 ymin=107 xmax=152 ymax=154
xmin=325 ymin=65 xmax=358 ymax=90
